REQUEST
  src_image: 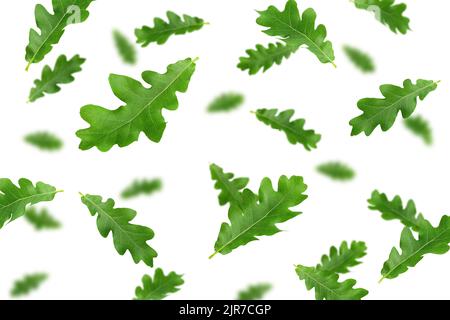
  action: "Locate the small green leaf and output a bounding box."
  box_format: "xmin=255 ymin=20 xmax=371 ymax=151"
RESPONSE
xmin=25 ymin=207 xmax=61 ymax=230
xmin=24 ymin=132 xmax=63 ymax=151
xmin=134 ymin=268 xmax=184 ymax=300
xmin=208 ymin=93 xmax=244 ymax=113
xmin=80 ymin=194 xmax=157 ymax=267
xmin=121 ymin=179 xmax=162 ymax=199
xmin=295 ymin=265 xmax=368 ymax=300
xmin=238 ymin=42 xmax=299 ymax=75
xmin=10 ymin=273 xmax=48 ymax=298
xmin=256 ymin=0 xmax=336 ymax=66
xmin=350 ymin=79 xmax=439 ymax=136
xmin=210 ymin=164 xmax=249 ymax=210
xmin=317 ymin=241 xmax=367 ymax=274
xmin=404 ymin=115 xmax=433 ymax=145
xmin=368 ymin=190 xmax=424 ymax=232
xmin=25 ymin=0 xmax=94 ymax=70
xmin=255 ymin=109 xmax=321 ymax=151
xmin=317 ymin=162 xmax=355 ymax=181
xmin=0 ymin=178 xmax=61 ymax=230
xmin=29 ymin=54 xmax=85 ymax=102
xmin=353 ymin=0 xmax=410 ymax=34
xmin=76 ymin=58 xmax=197 ymax=152
xmin=113 ymin=30 xmax=137 ymax=65
xmin=343 ymin=45 xmax=375 ymax=73
xmin=381 ymin=216 xmax=450 ymax=280
xmin=136 ymin=11 xmax=206 ymax=47
xmin=211 ymin=173 xmax=307 ymax=258
xmin=237 ymin=283 xmax=272 ymax=300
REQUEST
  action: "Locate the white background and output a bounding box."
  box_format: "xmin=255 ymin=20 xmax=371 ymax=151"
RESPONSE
xmin=0 ymin=0 xmax=449 ymax=300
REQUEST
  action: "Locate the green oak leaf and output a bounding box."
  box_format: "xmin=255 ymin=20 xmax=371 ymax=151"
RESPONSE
xmin=113 ymin=30 xmax=137 ymax=65
xmin=210 ymin=164 xmax=249 ymax=210
xmin=343 ymin=45 xmax=375 ymax=73
xmin=237 ymin=283 xmax=272 ymax=300
xmin=381 ymin=216 xmax=450 ymax=280
xmin=121 ymin=178 xmax=162 ymax=199
xmin=256 ymin=0 xmax=335 ymax=66
xmin=25 ymin=207 xmax=61 ymax=230
xmin=76 ymin=58 xmax=197 ymax=152
xmin=25 ymin=0 xmax=94 ymax=70
xmin=295 ymin=265 xmax=368 ymax=300
xmin=317 ymin=241 xmax=367 ymax=274
xmin=353 ymin=0 xmax=410 ymax=34
xmin=29 ymin=54 xmax=85 ymax=102
xmin=317 ymin=162 xmax=355 ymax=181
xmin=24 ymin=132 xmax=63 ymax=151
xmin=207 ymin=93 xmax=244 ymax=113
xmin=238 ymin=42 xmax=299 ymax=75
xmin=350 ymin=79 xmax=439 ymax=136
xmin=210 ymin=174 xmax=307 ymax=258
xmin=368 ymin=190 xmax=425 ymax=232
xmin=10 ymin=273 xmax=48 ymax=298
xmin=255 ymin=109 xmax=321 ymax=151
xmin=80 ymin=194 xmax=157 ymax=267
xmin=0 ymin=178 xmax=61 ymax=230
xmin=135 ymin=11 xmax=206 ymax=47
xmin=404 ymin=115 xmax=433 ymax=145
xmin=134 ymin=268 xmax=184 ymax=300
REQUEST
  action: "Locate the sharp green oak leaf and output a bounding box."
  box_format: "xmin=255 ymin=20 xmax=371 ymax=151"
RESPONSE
xmin=255 ymin=109 xmax=321 ymax=151
xmin=343 ymin=45 xmax=375 ymax=73
xmin=207 ymin=93 xmax=244 ymax=113
xmin=76 ymin=58 xmax=197 ymax=152
xmin=25 ymin=207 xmax=61 ymax=231
xmin=295 ymin=265 xmax=368 ymax=300
xmin=317 ymin=162 xmax=355 ymax=181
xmin=317 ymin=241 xmax=367 ymax=274
xmin=210 ymin=173 xmax=308 ymax=258
xmin=25 ymin=0 xmax=94 ymax=70
xmin=80 ymin=194 xmax=157 ymax=267
xmin=238 ymin=42 xmax=299 ymax=75
xmin=134 ymin=268 xmax=184 ymax=300
xmin=113 ymin=30 xmax=137 ymax=65
xmin=381 ymin=216 xmax=450 ymax=280
xmin=121 ymin=178 xmax=162 ymax=199
xmin=210 ymin=164 xmax=249 ymax=210
xmin=368 ymin=190 xmax=425 ymax=232
xmin=0 ymin=178 xmax=61 ymax=230
xmin=237 ymin=283 xmax=272 ymax=300
xmin=256 ymin=0 xmax=336 ymax=66
xmin=353 ymin=0 xmax=410 ymax=34
xmin=135 ymin=11 xmax=206 ymax=47
xmin=24 ymin=132 xmax=63 ymax=151
xmin=29 ymin=54 xmax=85 ymax=102
xmin=296 ymin=241 xmax=368 ymax=300
xmin=404 ymin=115 xmax=433 ymax=145
xmin=10 ymin=273 xmax=48 ymax=298
xmin=350 ymin=79 xmax=439 ymax=136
